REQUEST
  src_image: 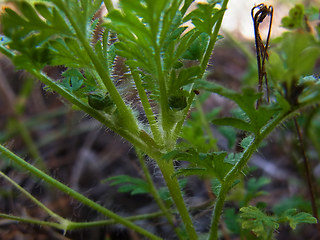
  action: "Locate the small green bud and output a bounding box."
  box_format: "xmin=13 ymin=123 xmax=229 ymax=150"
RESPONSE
xmin=88 ymin=93 xmax=114 ymax=111
xmin=168 ymin=94 xmax=187 ymax=111
xmin=173 ymin=61 xmax=183 ymax=69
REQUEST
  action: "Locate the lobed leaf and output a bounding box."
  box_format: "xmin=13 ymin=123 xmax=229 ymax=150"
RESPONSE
xmin=165 ymin=148 xmax=232 ymax=181
xmin=240 ymin=206 xmax=279 ymax=239
xmin=278 ymin=209 xmax=317 ymax=230
xmin=196 ymin=80 xmax=279 ymax=135
xmin=104 ymin=175 xmax=151 ymax=196
xmin=184 ymin=1 xmax=223 ymax=35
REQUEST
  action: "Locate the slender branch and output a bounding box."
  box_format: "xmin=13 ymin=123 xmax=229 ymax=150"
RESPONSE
xmin=0 ymin=171 xmax=65 ymax=223
xmin=293 ymin=117 xmax=319 ymax=231
xmin=0 ymin=213 xmax=64 ymax=229
xmin=155 ymin=46 xmax=171 ymax=137
xmin=207 ymin=110 xmax=289 ymax=240
xmin=0 ymin=144 xmax=162 ymax=240
xmin=173 ymin=91 xmax=195 ymax=139
xmin=0 ymin=211 xmax=167 ymax=231
xmin=130 ymin=67 xmax=163 ymax=144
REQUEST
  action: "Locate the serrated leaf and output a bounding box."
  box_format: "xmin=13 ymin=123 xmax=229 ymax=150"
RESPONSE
xmin=168 ymin=66 xmax=201 ymax=92
xmin=270 ymin=32 xmax=320 ymax=85
xmin=279 ymin=209 xmax=317 ymax=230
xmin=212 ymin=117 xmax=253 ymax=132
xmin=19 ymin=1 xmax=48 ymax=28
xmin=181 ymin=33 xmax=209 ymax=61
xmin=184 ymin=2 xmax=223 ymax=35
xmin=240 ymin=206 xmax=279 ymax=239
xmin=0 ymin=0 xmax=85 ymax=71
xmin=211 ymin=178 xmax=221 ymax=196
xmin=49 ymin=37 xmax=91 ymax=68
xmin=34 ymin=3 xmax=53 ymax=21
xmin=242 ymin=177 xmax=271 ymax=206
xmin=168 ymin=148 xmax=232 ymax=181
xmin=195 ymin=80 xmax=282 ymax=134
xmin=240 ymin=136 xmax=254 ymax=149
xmin=104 ymin=175 xmax=151 ymax=196
xmin=61 ymin=68 xmax=84 ymax=91
xmin=281 ymin=4 xmax=304 ymax=30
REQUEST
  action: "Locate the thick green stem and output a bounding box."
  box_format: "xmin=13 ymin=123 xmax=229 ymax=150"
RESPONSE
xmin=157 ymin=159 xmax=198 ymax=240
xmin=0 ymin=144 xmax=162 ymax=240
xmin=136 ymin=150 xmax=184 ymax=238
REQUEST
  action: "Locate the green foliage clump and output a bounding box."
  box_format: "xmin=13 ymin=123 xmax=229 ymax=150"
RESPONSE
xmin=240 ymin=206 xmax=317 ymax=239
xmin=0 ymin=1 xmax=319 ymax=240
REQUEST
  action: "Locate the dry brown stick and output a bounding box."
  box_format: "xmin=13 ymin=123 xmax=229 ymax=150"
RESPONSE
xmin=293 ymin=117 xmax=320 ymax=233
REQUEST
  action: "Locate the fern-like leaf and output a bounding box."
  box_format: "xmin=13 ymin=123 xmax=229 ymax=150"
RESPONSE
xmin=104 ymin=175 xmax=151 ymax=196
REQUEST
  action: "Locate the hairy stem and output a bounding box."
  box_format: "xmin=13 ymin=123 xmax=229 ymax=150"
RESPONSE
xmin=130 ymin=67 xmax=163 ymax=144
xmin=157 ymin=159 xmax=198 ymax=240
xmin=0 ymin=213 xmax=64 ymax=230
xmin=0 ymin=211 xmax=168 ymax=231
xmin=207 ymin=111 xmax=288 ymax=240
xmin=155 ymin=47 xmax=171 ymax=138
xmin=136 ymin=150 xmax=183 ymax=238
xmin=0 ymin=144 xmax=162 ymax=240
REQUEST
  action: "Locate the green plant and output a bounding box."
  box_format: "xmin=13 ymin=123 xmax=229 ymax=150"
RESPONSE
xmin=0 ymin=1 xmax=319 ymax=239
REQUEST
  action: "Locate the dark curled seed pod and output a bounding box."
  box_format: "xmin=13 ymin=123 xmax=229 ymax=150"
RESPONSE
xmin=168 ymin=95 xmax=187 ymax=111
xmin=88 ymin=93 xmax=113 ymax=111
